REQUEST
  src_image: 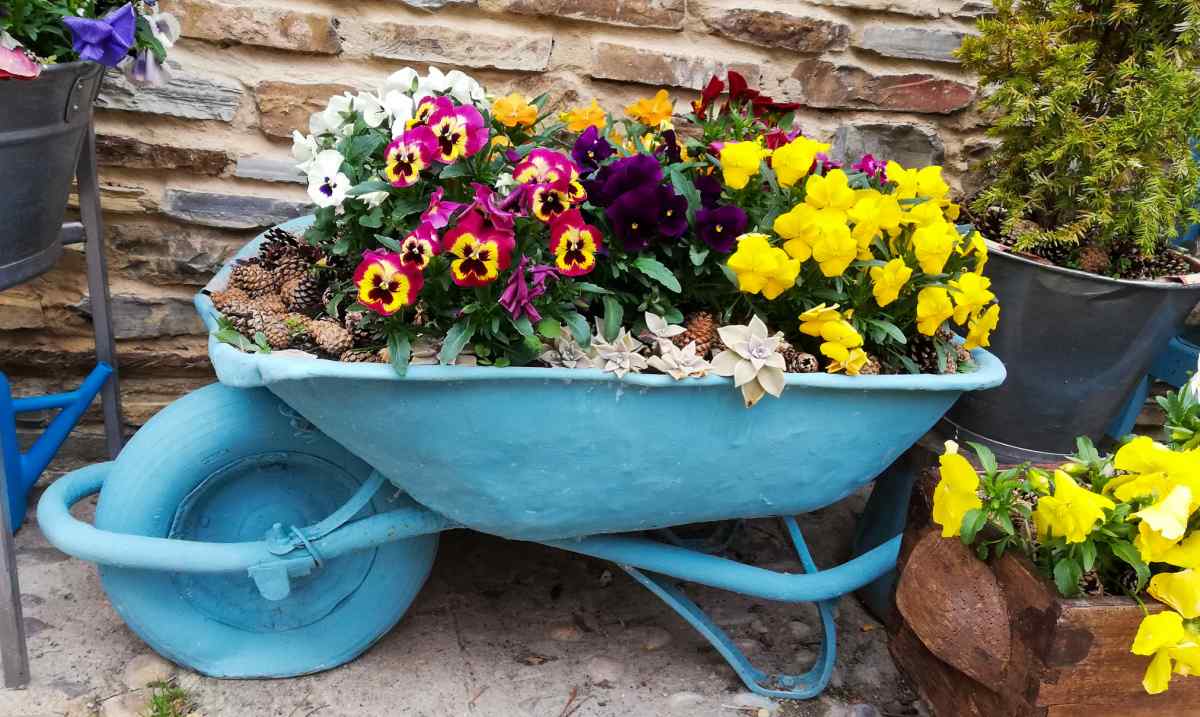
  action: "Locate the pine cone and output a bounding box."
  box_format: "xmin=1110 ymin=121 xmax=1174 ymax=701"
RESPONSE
xmin=343 ymin=312 xmax=378 ymax=346
xmin=672 ymin=311 xmax=719 ymax=357
xmin=209 ymin=287 xmax=250 ymax=313
xmin=229 ymin=261 xmax=276 ymax=297
xmin=246 ymin=294 xmax=286 ymax=316
xmin=910 ymin=334 xmax=958 ymax=374
xmin=781 ymin=345 xmax=819 ymax=373
xmin=258 ymin=227 xmax=301 ymax=267
xmin=282 ymin=274 xmax=325 ymax=313
xmin=227 ymin=310 xmax=269 ymax=338
xmin=273 ymin=254 xmax=310 ymax=285
xmin=1077 ymin=244 xmax=1111 ymax=276
xmin=860 ymin=355 xmax=882 ymax=375
xmin=262 ymin=318 xmax=291 ymax=350
xmin=310 ymin=320 xmax=353 ymax=356
xmin=340 ymin=348 xmax=385 ymax=363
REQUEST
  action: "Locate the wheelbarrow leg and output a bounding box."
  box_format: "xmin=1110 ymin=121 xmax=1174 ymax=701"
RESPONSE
xmin=0 ymin=456 xmax=29 ymax=688
xmin=621 ymin=516 xmax=838 ymax=700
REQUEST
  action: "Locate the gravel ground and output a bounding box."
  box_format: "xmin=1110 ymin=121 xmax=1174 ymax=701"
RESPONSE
xmin=0 ymin=484 xmax=923 ymax=717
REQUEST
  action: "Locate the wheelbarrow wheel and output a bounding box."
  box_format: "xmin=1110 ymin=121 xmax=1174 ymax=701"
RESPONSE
xmin=93 ymin=383 xmax=438 ymax=678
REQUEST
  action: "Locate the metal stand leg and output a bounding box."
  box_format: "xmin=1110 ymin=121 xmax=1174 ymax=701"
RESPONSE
xmin=621 ymin=516 xmax=838 ymax=700
xmin=75 ymin=122 xmax=122 ymax=458
xmin=0 ymin=456 xmax=30 ymax=688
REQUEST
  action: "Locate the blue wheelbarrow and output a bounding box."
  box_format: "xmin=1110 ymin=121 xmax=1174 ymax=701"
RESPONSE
xmin=36 ymin=220 xmax=1006 ymax=699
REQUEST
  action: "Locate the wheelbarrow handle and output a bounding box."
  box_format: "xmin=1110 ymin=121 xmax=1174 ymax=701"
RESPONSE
xmin=37 ymin=462 xmax=451 ymax=574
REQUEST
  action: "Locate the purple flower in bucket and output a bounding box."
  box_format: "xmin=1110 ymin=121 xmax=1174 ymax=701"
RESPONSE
xmin=657 ymin=185 xmax=689 ymax=239
xmin=122 ymin=49 xmax=171 ymax=87
xmin=499 ymin=256 xmax=554 ymax=324
xmin=851 ymin=153 xmax=888 ymax=182
xmin=695 ymin=205 xmax=747 ymax=253
xmin=63 ymin=3 xmax=136 ymax=67
xmin=605 ymin=187 xmax=661 ymax=252
xmin=571 ymin=125 xmax=613 ymax=172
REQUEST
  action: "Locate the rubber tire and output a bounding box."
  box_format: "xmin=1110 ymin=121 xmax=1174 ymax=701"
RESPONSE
xmin=95 ymin=383 xmax=438 ymax=678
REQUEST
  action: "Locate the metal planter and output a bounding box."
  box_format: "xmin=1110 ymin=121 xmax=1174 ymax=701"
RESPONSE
xmin=0 ymin=62 xmax=102 ymax=291
xmin=946 ymin=244 xmax=1200 ymax=461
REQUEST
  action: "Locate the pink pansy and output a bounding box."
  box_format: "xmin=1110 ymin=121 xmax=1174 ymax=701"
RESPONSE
xmin=411 ymin=96 xmax=450 ymax=127
xmin=420 ymin=186 xmax=464 ymax=229
xmin=353 ymin=249 xmax=423 ymax=316
xmin=383 ymin=126 xmax=437 ymax=188
xmin=468 ymin=182 xmax=515 ymax=232
xmin=426 ymin=102 xmax=488 ymax=163
xmin=513 ymin=149 xmax=576 ymax=186
xmin=499 ymin=256 xmax=547 ymax=324
xmin=397 ymin=223 xmax=440 ymax=270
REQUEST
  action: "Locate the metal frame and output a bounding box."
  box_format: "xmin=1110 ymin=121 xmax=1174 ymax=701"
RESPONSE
xmin=0 ymin=119 xmax=122 ymax=688
xmin=40 ymin=459 xmax=902 ymax=700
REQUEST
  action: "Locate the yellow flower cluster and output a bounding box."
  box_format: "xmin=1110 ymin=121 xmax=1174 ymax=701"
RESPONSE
xmin=1134 ymin=570 xmax=1200 ymax=693
xmin=799 ymin=304 xmax=868 ymax=375
xmin=491 ymin=93 xmax=537 ymax=128
xmin=726 ymin=233 xmax=800 ymax=300
xmin=625 ymin=89 xmax=674 ymax=127
xmin=930 ymin=441 xmax=982 ymax=537
xmin=560 ymin=99 xmax=606 ymax=132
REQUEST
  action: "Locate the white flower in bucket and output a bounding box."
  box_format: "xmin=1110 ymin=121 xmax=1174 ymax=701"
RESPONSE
xmin=313 ymin=93 xmax=356 ymax=138
xmin=357 ymin=191 xmax=390 ymax=209
xmin=444 ymin=69 xmax=486 ymax=106
xmin=306 ymin=150 xmax=350 ymax=208
xmin=291 ymin=131 xmax=320 ymax=173
xmin=416 ymin=66 xmax=451 ymax=99
xmin=383 ymin=67 xmax=419 ymax=96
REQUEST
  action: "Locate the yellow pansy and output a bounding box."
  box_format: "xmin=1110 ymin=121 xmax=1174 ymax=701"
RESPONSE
xmin=824 ymin=344 xmax=869 ymax=375
xmin=848 ymin=190 xmax=903 ymax=256
xmin=1135 ymin=485 xmax=1196 ymax=543
xmin=772 ymin=136 xmax=830 ymax=188
xmin=811 ymin=219 xmax=858 ymax=277
xmin=774 ymin=203 xmax=818 ymax=262
xmin=726 ymin=233 xmax=801 ymax=300
xmin=949 ymin=272 xmax=995 ymax=325
xmin=1137 ymin=520 xmax=1182 ymax=563
xmin=889 ymin=162 xmax=950 ymax=202
xmin=560 ymin=99 xmax=606 ymax=132
xmin=1032 ymin=470 xmax=1115 ymax=544
xmin=1151 ymin=569 xmax=1200 ymax=619
xmin=964 ymin=304 xmax=1000 ymax=350
xmin=931 ymin=441 xmax=982 ymax=538
xmin=1131 ymin=610 xmax=1197 ymax=694
xmin=625 ymin=89 xmax=674 ymax=126
xmin=1165 ymin=533 xmax=1200 ymax=569
xmin=491 ymin=93 xmax=538 ymax=128
xmin=870 ymin=258 xmax=913 ymax=307
xmin=913 ymin=222 xmax=957 ymax=275
xmin=720 ymin=141 xmax=769 ymax=190
xmin=799 ymin=303 xmax=843 ymax=338
xmin=915 ymin=287 xmax=953 ymax=336
xmin=804 ymin=169 xmax=856 ymax=219
xmin=903 ymin=199 xmax=946 ymax=228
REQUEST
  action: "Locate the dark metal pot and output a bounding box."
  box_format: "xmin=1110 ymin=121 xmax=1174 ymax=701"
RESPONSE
xmin=0 ymin=62 xmax=103 ymax=291
xmin=945 ymin=243 xmax=1200 ymax=462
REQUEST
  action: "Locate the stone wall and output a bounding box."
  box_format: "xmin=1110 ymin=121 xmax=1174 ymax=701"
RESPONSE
xmin=0 ymin=0 xmax=991 ymax=459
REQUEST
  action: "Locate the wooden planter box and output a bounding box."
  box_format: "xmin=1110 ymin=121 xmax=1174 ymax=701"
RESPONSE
xmin=890 ymin=470 xmax=1200 ymax=716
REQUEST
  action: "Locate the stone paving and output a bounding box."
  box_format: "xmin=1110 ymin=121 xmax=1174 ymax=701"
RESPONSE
xmin=0 ymin=486 xmax=922 ymax=717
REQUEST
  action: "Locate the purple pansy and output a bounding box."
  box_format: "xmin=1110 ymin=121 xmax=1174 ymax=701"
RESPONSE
xmin=499 ymin=255 xmax=553 ymax=324
xmin=657 ymin=185 xmax=689 ymax=238
xmin=595 ymin=153 xmax=663 ymax=207
xmin=63 ymin=2 xmax=135 ymax=67
xmin=571 ymin=126 xmax=613 ymax=172
xmin=695 ymin=205 xmax=748 ymax=253
xmin=851 ymin=153 xmax=887 ymax=182
xmin=605 ymin=187 xmax=661 ymax=252
xmin=693 ymin=174 xmax=723 ymax=209
xmin=420 ymin=186 xmax=465 ymax=229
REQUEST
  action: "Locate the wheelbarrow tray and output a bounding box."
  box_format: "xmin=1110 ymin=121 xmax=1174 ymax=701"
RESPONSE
xmin=199 ymin=218 xmax=1006 ymax=542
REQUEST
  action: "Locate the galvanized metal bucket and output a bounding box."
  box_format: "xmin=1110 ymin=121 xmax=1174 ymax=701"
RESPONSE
xmin=945 ymin=243 xmax=1200 ymax=461
xmin=0 ymin=62 xmax=103 ymax=291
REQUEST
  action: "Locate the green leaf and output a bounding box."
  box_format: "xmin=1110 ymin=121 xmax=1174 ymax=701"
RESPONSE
xmin=1111 ymin=540 xmax=1151 ymax=592
xmin=375 ymin=234 xmax=402 ymax=252
xmin=868 ymin=318 xmax=908 ymax=345
xmin=718 ymin=263 xmax=739 ymax=288
xmin=669 ymin=169 xmax=702 ymax=224
xmin=438 ymin=321 xmax=476 ymax=365
xmin=390 ymin=193 xmax=430 ymax=222
xmin=602 ymin=296 xmax=623 ymax=342
xmin=633 ymin=256 xmax=682 ymax=292
xmin=1053 ymin=558 xmax=1082 ymax=597
xmin=995 ymin=512 xmax=1015 ymax=536
xmin=959 ymin=508 xmax=986 ymax=545
xmin=966 ymin=441 xmax=998 ymax=476
xmin=387 ymin=333 xmax=412 ymax=377
xmin=359 ymin=206 xmax=384 ymax=228
xmin=213 ymin=327 xmax=258 ymax=353
xmin=1080 ymin=540 xmax=1098 ymax=572
xmin=564 ymin=312 xmax=590 ymax=347
xmin=689 ymin=244 xmax=710 ymax=267
xmin=664 ymin=308 xmax=684 ymax=324
xmin=578 ymin=282 xmax=613 ymax=295
xmin=439 ymin=162 xmax=471 ymax=179
xmin=536 ymin=318 xmax=561 ymax=340
xmin=253 ymin=332 xmax=272 ymax=353
xmin=347 ymin=179 xmax=391 ymax=197
xmin=511 ymin=316 xmax=534 ymax=337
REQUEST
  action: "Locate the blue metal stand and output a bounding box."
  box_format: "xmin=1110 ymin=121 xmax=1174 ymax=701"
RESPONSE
xmin=1110 ymin=336 xmax=1200 ymax=439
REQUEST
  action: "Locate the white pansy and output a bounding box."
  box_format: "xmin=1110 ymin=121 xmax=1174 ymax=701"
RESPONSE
xmin=416 ymin=66 xmax=450 ymax=99
xmin=444 ymin=69 xmax=486 ymax=105
xmin=307 ymin=150 xmax=350 ymax=208
xmin=383 ymin=67 xmax=419 ymax=96
xmin=382 ymin=91 xmax=415 ymax=137
xmin=316 ymin=93 xmax=357 ymax=138
xmin=358 ymin=191 xmax=390 ymax=209
xmin=357 ymin=91 xmax=388 ymax=128
xmin=494 ymin=172 xmax=517 ymax=196
xmin=291 ymin=131 xmax=320 ymax=172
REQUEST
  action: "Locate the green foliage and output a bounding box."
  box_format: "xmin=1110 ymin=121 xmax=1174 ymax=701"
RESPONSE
xmin=141 ymin=681 xmax=194 ymax=717
xmin=958 ymin=0 xmax=1200 ymax=268
xmin=2 ymin=1 xmax=143 ymax=63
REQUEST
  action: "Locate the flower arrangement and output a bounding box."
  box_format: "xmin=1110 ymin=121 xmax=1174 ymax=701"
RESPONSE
xmin=210 ymin=67 xmax=1001 ymax=406
xmin=1 ymin=1 xmax=178 ymax=84
xmin=931 ymin=379 xmax=1200 ymax=694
